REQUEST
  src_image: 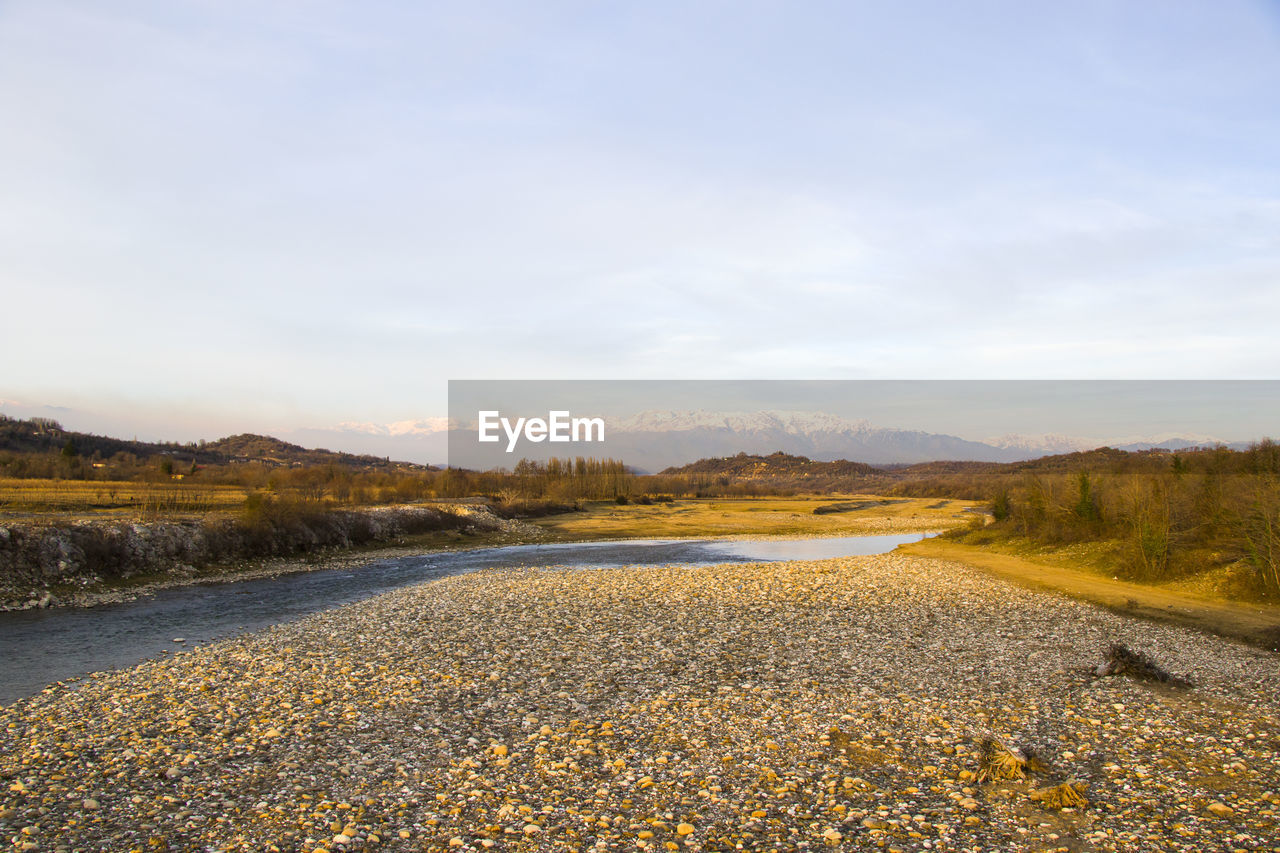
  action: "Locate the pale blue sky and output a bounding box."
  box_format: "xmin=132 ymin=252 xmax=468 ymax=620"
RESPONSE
xmin=2 ymin=1 xmax=1278 ymax=444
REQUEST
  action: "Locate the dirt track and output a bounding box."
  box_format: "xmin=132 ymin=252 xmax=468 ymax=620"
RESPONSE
xmin=900 ymin=539 xmax=1280 ymax=650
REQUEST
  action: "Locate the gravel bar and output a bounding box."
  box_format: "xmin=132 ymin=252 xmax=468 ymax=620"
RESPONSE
xmin=2 ymin=553 xmax=1278 ymax=852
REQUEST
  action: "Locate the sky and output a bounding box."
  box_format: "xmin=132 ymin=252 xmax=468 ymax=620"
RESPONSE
xmin=2 ymin=1 xmax=1278 ymax=449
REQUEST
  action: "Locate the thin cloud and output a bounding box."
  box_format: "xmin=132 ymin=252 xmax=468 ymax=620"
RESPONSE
xmin=1 ymin=1 xmax=1278 ymax=440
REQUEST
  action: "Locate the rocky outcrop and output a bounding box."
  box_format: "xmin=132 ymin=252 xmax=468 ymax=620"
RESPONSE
xmin=0 ymin=503 xmax=518 ymax=609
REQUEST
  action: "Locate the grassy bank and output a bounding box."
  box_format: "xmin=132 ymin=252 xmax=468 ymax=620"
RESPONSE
xmin=893 ymin=444 xmax=1280 ymax=599
xmin=534 ymin=495 xmax=972 ymax=541
xmin=901 ymin=537 xmax=1280 ymax=649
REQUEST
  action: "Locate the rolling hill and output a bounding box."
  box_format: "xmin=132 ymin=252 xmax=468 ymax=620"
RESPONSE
xmin=0 ymin=415 xmax=432 ymax=471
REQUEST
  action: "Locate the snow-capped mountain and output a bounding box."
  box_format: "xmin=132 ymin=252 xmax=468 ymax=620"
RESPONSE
xmin=283 ymin=420 xmax=449 ymax=464
xmin=614 ymin=410 xmax=873 ymax=435
xmin=986 ymin=432 xmax=1237 ymax=455
xmin=434 ymin=409 xmax=1246 ymax=470
xmin=334 ymin=418 xmax=450 ymax=437
xmin=598 ymin=409 xmax=1022 ymax=470
xmin=984 ymin=433 xmax=1097 ymax=454
xmin=600 ymin=411 xmax=1244 ymax=471
xmin=1111 ymin=435 xmax=1241 ymax=452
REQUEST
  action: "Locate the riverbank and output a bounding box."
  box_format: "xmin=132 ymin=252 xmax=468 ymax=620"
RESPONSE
xmin=0 ymin=496 xmax=969 ymax=611
xmin=0 ymin=504 xmax=543 ymax=611
xmin=2 ymin=552 xmax=1277 ymax=852
xmin=900 ymin=538 xmax=1280 ymax=651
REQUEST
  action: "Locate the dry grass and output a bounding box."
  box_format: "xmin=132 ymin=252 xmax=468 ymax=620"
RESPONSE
xmin=977 ymin=737 xmax=1034 ymax=783
xmin=900 ymin=538 xmax=1280 ymax=649
xmin=1029 ymin=781 xmax=1089 ymax=809
xmin=532 ymin=495 xmax=973 ymax=541
xmin=0 ymin=478 xmax=248 ymax=520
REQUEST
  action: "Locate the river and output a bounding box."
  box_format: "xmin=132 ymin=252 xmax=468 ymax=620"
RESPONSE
xmin=0 ymin=532 xmax=931 ymax=704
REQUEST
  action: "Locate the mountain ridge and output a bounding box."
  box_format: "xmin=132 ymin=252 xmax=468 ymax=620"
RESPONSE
xmin=0 ymin=414 xmax=432 ymax=471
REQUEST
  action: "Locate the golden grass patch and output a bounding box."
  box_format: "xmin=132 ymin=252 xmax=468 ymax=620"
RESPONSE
xmin=0 ymin=478 xmax=247 ymax=517
xmin=533 ymin=495 xmax=970 ymax=541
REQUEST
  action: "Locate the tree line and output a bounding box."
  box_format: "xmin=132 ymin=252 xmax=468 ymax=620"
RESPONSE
xmin=906 ymin=442 xmax=1280 ymax=598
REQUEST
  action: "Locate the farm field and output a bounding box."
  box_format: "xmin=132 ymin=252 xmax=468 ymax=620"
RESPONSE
xmin=0 ymin=478 xmax=249 ymax=520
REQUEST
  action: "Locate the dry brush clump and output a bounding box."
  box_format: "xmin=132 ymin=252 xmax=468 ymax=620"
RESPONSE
xmin=976 ymin=737 xmax=1048 ymax=783
xmin=976 ymin=738 xmax=1089 ymax=811
xmin=1029 ymin=780 xmax=1089 ymax=809
xmin=1094 ymin=642 xmax=1193 ymax=688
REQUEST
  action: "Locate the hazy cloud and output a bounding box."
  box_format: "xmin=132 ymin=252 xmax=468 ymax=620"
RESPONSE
xmin=2 ymin=1 xmax=1278 ymax=442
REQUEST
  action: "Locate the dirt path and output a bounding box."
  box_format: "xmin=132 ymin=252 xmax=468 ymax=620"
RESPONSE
xmin=900 ymin=538 xmax=1280 ymax=650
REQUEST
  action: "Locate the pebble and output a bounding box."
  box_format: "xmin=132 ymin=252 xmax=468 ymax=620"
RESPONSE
xmin=1 ymin=552 xmax=1277 ymax=852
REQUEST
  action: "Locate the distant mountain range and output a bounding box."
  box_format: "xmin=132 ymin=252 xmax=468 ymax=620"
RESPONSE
xmin=1 ymin=403 xmax=1253 ymax=470
xmin=595 ymin=410 xmax=1003 ymax=470
xmin=982 ymin=432 xmax=1238 ymax=456
xmin=443 ymin=408 xmax=1250 ymax=471
xmin=593 ymin=410 xmax=1247 ymax=471
xmin=281 ymin=419 xmax=448 ymax=465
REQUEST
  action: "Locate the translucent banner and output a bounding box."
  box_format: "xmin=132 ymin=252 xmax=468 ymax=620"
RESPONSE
xmin=447 ymin=380 xmax=1279 ymax=473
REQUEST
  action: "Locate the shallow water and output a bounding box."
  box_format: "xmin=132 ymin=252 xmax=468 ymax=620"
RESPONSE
xmin=0 ymin=532 xmax=931 ymax=704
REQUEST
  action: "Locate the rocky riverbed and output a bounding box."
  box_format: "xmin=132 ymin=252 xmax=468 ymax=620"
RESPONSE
xmin=2 ymin=552 xmax=1277 ymax=852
